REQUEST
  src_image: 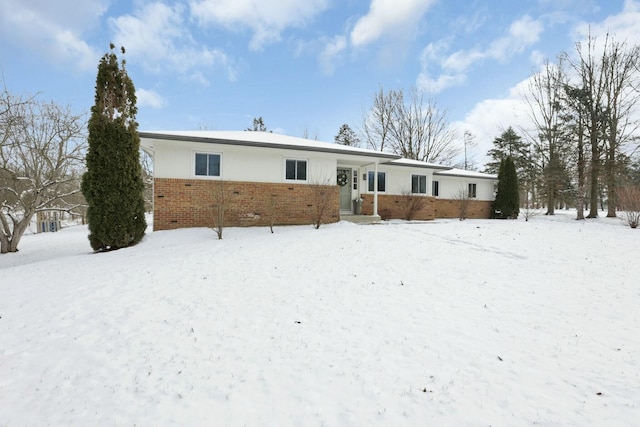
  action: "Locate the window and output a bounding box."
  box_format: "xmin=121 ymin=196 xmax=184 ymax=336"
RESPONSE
xmin=468 ymin=183 xmax=477 ymax=198
xmin=285 ymin=159 xmax=307 ymax=181
xmin=353 ymin=170 xmax=358 ymax=190
xmin=432 ymin=180 xmax=439 ymax=197
xmin=367 ymin=171 xmax=386 ymax=192
xmin=411 ymin=175 xmax=427 ymax=194
xmin=195 ymin=153 xmax=220 ymax=177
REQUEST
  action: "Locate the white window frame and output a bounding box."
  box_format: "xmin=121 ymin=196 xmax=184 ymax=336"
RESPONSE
xmin=411 ymin=174 xmax=427 ymax=194
xmin=284 ymin=158 xmax=308 ymax=182
xmin=468 ymin=182 xmax=477 ymax=199
xmin=367 ymin=171 xmax=386 ymax=193
xmin=193 ymin=151 xmax=222 ymax=179
xmin=432 ymin=180 xmax=439 ymax=197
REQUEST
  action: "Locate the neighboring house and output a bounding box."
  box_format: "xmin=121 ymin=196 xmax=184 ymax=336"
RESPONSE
xmin=139 ymin=131 xmax=497 ymax=231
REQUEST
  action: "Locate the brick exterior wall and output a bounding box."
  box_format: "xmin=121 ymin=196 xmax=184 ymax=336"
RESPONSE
xmin=153 ymin=178 xmax=493 ymax=230
xmin=360 ymin=194 xmax=436 ymax=220
xmin=154 ymin=178 xmax=340 ymax=231
xmin=434 ymin=198 xmax=494 ymax=219
xmin=358 ymin=194 xmax=493 ymax=220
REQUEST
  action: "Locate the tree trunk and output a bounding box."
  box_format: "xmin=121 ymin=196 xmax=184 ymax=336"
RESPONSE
xmin=588 ymin=127 xmax=599 ymax=218
xmin=606 ymin=131 xmax=617 ymax=218
xmin=576 ymin=120 xmax=585 ymax=220
xmin=546 ymin=188 xmax=555 ymax=215
xmin=546 ymin=146 xmax=556 ymax=216
xmin=0 ymin=217 xmax=31 ymax=254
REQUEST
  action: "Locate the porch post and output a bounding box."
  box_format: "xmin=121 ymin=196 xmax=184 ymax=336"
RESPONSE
xmin=373 ymin=162 xmax=379 ymax=216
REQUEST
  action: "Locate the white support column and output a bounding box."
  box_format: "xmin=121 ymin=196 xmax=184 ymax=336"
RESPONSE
xmin=373 ymin=162 xmax=379 ymax=216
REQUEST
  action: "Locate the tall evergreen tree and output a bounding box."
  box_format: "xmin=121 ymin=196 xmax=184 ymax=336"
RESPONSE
xmin=82 ymin=44 xmax=146 ymax=251
xmin=485 ymin=127 xmax=536 ymax=208
xmin=246 ymin=117 xmax=269 ymax=132
xmin=334 ymin=123 xmax=360 ymax=146
xmin=484 ymin=127 xmax=530 ymax=174
xmin=494 ymin=156 xmax=520 ymax=218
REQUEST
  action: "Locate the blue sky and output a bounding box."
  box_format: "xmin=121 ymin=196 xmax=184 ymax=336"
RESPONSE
xmin=1 ymin=0 xmax=639 ymax=167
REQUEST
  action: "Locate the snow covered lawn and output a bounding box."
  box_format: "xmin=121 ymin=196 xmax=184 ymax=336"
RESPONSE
xmin=1 ymin=212 xmax=639 ymax=426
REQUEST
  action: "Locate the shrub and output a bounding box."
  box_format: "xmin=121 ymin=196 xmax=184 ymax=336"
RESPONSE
xmin=617 ymin=185 xmax=640 ymax=229
xmin=400 ymin=191 xmax=426 ymax=220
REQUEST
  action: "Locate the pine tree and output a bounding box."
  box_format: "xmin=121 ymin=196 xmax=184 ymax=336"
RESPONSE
xmin=82 ymin=44 xmax=146 ymax=251
xmin=485 ymin=127 xmax=529 ymax=174
xmin=494 ymin=156 xmax=520 ymax=219
xmin=246 ymin=117 xmax=269 ymax=132
xmin=334 ymin=123 xmax=360 ymax=146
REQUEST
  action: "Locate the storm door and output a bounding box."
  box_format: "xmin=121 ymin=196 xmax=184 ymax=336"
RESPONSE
xmin=337 ymin=168 xmax=352 ymax=211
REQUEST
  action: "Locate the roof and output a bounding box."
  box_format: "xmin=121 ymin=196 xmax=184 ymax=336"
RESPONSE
xmin=139 ymin=130 xmax=401 ymax=160
xmin=386 ymin=158 xmax=451 ymax=170
xmin=433 ymin=168 xmax=498 ymax=180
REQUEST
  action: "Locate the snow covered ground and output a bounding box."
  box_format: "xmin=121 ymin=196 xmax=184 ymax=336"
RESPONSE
xmin=1 ymin=211 xmax=639 ymax=426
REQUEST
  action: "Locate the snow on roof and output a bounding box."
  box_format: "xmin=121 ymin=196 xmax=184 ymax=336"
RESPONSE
xmin=434 ymin=168 xmax=497 ymax=180
xmin=139 ymin=130 xmax=400 ymax=160
xmin=387 ymin=158 xmax=451 ymax=170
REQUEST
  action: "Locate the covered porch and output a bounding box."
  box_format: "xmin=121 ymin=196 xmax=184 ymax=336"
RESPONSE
xmin=334 ymin=155 xmax=392 ymax=224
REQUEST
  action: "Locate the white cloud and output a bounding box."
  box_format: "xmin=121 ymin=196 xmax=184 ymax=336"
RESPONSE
xmin=446 ymin=15 xmax=544 ymax=72
xmin=319 ymin=35 xmax=347 ymax=75
xmin=189 ymin=0 xmax=329 ymax=51
xmin=418 ymin=15 xmax=544 ymax=94
xmin=451 ymin=76 xmax=540 ymax=167
xmin=488 ymin=15 xmax=544 ymax=61
xmin=350 ymin=0 xmax=436 ymax=47
xmin=110 ymin=2 xmax=236 ymax=84
xmin=0 ymin=0 xmax=105 ymax=71
xmin=417 ymin=72 xmax=466 ymax=94
xmin=137 ymin=88 xmax=167 ymax=109
xmin=452 ymin=98 xmax=530 ymax=167
xmin=572 ymin=0 xmax=640 ymax=43
xmin=529 ymin=50 xmax=546 ymax=67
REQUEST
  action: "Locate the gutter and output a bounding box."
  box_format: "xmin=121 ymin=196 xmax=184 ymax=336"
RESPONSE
xmin=139 ymin=132 xmax=401 ymax=161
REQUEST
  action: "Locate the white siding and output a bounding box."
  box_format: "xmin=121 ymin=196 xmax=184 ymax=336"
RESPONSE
xmin=434 ymin=175 xmax=495 ymax=200
xmin=143 ymin=136 xmax=497 ymax=201
xmin=363 ymin=165 xmax=437 ymax=196
xmin=151 ymin=139 xmax=337 ymax=183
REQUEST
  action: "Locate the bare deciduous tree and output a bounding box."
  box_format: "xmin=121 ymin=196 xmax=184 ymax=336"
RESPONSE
xmin=362 ymin=87 xmax=460 ymax=165
xmin=362 ymin=86 xmax=399 ymax=152
xmin=1 ymin=88 xmax=86 ymax=253
xmin=524 ymin=58 xmax=571 ymax=216
xmin=601 ymin=39 xmax=640 ymax=218
xmin=565 ymin=33 xmax=640 ymax=218
xmin=267 ymin=194 xmax=277 ymax=233
xmin=568 ymin=33 xmax=612 ymax=218
xmin=454 ymin=187 xmax=471 ymax=221
xmin=209 ymin=180 xmax=227 ymax=240
xmin=140 ymin=149 xmax=154 ymax=212
xmin=310 ymin=177 xmax=336 ymax=229
xmin=562 ymin=83 xmax=590 ymax=220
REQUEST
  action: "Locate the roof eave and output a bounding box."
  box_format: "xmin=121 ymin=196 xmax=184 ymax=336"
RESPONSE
xmin=433 ymin=171 xmax=498 ymax=180
xmin=139 ymin=132 xmax=401 ymax=161
xmin=385 ymin=161 xmax=451 ymax=170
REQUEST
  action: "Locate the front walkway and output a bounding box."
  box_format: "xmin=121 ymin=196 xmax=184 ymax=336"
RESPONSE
xmin=339 ymin=214 xmax=381 ymax=224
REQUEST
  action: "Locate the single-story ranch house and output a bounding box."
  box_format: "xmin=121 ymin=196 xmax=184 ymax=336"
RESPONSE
xmin=139 ymin=131 xmax=497 ymax=231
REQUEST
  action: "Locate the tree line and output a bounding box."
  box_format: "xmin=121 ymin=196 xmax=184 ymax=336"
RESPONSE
xmin=485 ymin=32 xmax=640 ymax=219
xmin=3 ymin=32 xmax=640 ymax=253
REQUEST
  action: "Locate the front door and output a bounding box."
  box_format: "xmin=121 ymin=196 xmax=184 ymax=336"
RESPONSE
xmin=337 ymin=168 xmax=352 ymax=211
